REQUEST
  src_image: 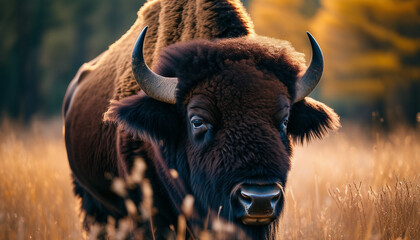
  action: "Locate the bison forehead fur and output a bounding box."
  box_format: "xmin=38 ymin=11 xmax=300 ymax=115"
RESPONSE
xmin=155 ymin=36 xmax=305 ymax=101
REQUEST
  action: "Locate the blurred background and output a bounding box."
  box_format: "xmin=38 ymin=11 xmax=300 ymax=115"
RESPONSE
xmin=0 ymin=0 xmax=419 ymax=127
xmin=1 ymin=1 xmax=419 ymax=239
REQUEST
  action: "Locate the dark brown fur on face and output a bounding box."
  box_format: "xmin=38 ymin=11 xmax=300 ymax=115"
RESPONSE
xmin=105 ymin=38 xmax=340 ymax=238
xmin=63 ymin=0 xmax=340 ymax=239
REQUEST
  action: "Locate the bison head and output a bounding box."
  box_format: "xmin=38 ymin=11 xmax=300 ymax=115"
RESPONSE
xmin=106 ymin=27 xmax=339 ymax=238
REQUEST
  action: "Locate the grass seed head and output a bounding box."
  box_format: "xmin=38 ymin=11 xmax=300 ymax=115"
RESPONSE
xmin=111 ymin=178 xmax=127 ymax=197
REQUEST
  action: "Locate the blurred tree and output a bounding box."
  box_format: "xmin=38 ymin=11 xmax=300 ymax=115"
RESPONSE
xmin=0 ymin=0 xmax=145 ymax=122
xmin=312 ymin=0 xmax=420 ymax=126
xmin=39 ymin=0 xmax=145 ymax=116
xmin=249 ymin=0 xmax=320 ymax=55
xmin=249 ymin=0 xmax=322 ymax=99
xmin=0 ymin=0 xmax=50 ymax=122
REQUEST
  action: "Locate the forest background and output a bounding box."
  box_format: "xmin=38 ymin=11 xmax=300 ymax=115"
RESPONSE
xmin=1 ymin=0 xmax=419 ymax=127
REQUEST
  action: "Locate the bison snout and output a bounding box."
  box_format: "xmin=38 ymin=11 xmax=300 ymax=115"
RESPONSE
xmin=231 ymin=183 xmax=282 ymax=225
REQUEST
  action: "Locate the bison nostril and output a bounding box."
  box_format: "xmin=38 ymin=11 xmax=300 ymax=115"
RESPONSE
xmin=271 ymin=192 xmax=280 ymax=201
xmin=240 ymin=191 xmax=252 ymax=202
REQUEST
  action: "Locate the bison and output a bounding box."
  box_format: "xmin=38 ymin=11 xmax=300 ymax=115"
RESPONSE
xmin=63 ymin=0 xmax=340 ymax=239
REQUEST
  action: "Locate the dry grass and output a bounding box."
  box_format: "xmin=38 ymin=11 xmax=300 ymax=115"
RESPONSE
xmin=0 ymin=118 xmax=83 ymax=240
xmin=0 ymin=118 xmax=419 ymax=239
xmin=281 ymin=123 xmax=420 ymax=240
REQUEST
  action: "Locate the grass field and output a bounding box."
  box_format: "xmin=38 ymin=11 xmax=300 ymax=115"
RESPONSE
xmin=0 ymin=118 xmax=419 ymax=239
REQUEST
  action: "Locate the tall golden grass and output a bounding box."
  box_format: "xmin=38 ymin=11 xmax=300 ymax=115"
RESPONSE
xmin=0 ymin=118 xmax=83 ymax=240
xmin=281 ymin=121 xmax=420 ymax=239
xmin=0 ymin=118 xmax=419 ymax=239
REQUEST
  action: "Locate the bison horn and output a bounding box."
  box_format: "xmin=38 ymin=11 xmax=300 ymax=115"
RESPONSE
xmin=132 ymin=26 xmax=178 ymax=104
xmin=294 ymin=32 xmax=324 ymax=103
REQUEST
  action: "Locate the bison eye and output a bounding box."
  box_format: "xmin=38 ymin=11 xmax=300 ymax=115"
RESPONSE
xmin=190 ymin=116 xmax=210 ymax=130
xmin=190 ymin=115 xmax=213 ymax=142
xmin=192 ymin=119 xmax=204 ymax=128
xmin=191 ymin=116 xmax=205 ymax=129
xmin=280 ymin=117 xmax=288 ymax=134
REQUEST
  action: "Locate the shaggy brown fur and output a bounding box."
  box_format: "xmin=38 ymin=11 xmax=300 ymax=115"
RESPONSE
xmin=63 ymin=0 xmax=340 ymax=238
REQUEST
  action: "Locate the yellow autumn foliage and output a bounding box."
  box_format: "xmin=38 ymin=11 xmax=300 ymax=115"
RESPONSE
xmin=311 ymin=0 xmax=420 ymax=99
xmin=251 ymin=0 xmax=420 ymax=100
xmin=249 ymin=0 xmax=312 ymax=54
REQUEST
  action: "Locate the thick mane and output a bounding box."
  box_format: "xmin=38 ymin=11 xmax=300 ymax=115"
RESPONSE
xmin=153 ymin=36 xmax=306 ymax=101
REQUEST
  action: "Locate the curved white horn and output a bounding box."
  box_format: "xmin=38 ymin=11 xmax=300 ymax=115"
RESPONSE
xmin=294 ymin=32 xmax=324 ymax=103
xmin=132 ymin=26 xmax=178 ymax=104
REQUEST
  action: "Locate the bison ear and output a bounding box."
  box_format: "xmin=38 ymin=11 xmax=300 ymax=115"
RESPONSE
xmin=104 ymin=92 xmax=180 ymax=142
xmin=288 ymin=97 xmax=340 ymax=144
